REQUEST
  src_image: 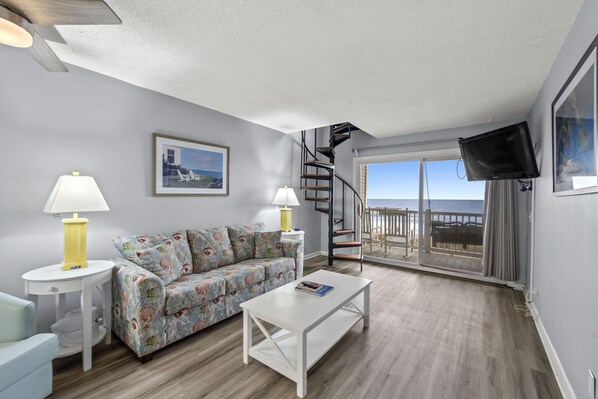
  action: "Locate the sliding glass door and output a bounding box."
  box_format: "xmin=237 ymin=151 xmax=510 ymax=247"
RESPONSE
xmin=360 ymin=155 xmax=485 ymax=275
xmin=420 ymin=159 xmax=485 ymax=273
xmin=362 ymin=161 xmax=419 ymax=265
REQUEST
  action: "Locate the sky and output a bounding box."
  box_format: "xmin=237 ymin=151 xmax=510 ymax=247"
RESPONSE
xmin=181 ymin=147 xmax=223 ymax=172
xmin=367 ymin=159 xmax=485 ymax=200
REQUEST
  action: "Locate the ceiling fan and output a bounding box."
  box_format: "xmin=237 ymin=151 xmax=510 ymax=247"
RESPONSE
xmin=0 ymin=0 xmax=121 ymax=72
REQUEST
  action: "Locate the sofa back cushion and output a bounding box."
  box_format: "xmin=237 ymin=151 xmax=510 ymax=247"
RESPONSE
xmin=134 ymin=242 xmax=184 ymax=285
xmin=226 ymin=222 xmax=265 ymax=262
xmin=187 ymin=227 xmax=236 ymax=273
xmin=113 ymin=231 xmax=193 ymax=275
xmin=254 ymin=231 xmax=284 ymax=258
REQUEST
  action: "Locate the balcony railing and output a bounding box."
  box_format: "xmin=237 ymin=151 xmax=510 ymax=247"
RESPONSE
xmin=362 ymin=207 xmax=484 ymax=259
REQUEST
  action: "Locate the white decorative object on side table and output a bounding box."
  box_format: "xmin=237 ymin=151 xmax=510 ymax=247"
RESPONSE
xmin=22 ymin=260 xmax=114 ymax=371
xmin=241 ymin=270 xmax=372 ymax=398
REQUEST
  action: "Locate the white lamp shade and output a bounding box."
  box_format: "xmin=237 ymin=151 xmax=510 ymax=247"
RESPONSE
xmin=43 ymin=173 xmax=109 ymax=214
xmin=271 ymin=186 xmax=300 ymax=206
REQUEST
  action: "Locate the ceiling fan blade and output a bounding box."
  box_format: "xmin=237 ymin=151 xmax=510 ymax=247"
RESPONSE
xmin=26 ymin=31 xmax=68 ymax=72
xmin=0 ymin=0 xmax=121 ymax=26
xmin=33 ymin=25 xmax=66 ymax=44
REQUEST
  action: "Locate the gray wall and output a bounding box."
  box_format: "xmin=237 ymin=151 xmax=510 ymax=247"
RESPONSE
xmin=328 ymin=121 xmax=531 ymax=285
xmin=527 ymin=0 xmax=598 ymax=396
xmin=0 ymin=46 xmax=320 ymax=331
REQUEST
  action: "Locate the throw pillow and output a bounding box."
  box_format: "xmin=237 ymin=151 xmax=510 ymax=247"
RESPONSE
xmin=112 ymin=231 xmax=193 ymax=275
xmin=134 ymin=242 xmax=183 ymax=285
xmin=227 ymin=222 xmax=265 ymax=262
xmin=254 ymin=230 xmax=284 ymax=258
xmin=187 ymin=227 xmax=236 ymax=273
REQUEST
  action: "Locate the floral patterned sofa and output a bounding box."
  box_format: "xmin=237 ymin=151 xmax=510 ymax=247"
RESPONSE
xmin=110 ymin=223 xmax=303 ymax=361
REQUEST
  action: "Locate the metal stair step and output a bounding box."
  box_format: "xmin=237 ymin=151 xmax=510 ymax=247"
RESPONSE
xmin=333 ymin=254 xmax=362 ymax=261
xmin=333 ymin=241 xmax=362 ymax=248
xmin=316 ymin=146 xmax=335 ymax=158
xmin=301 ymin=185 xmax=331 ymax=191
xmin=301 ymin=174 xmax=332 ymax=180
xmin=305 ymin=197 xmax=329 ymax=202
xmin=315 ymin=207 xmax=329 ymax=214
xmin=304 ymin=160 xmax=334 ymax=169
xmin=332 ymin=134 xmax=351 ymax=147
xmin=331 ymin=122 xmax=354 ymax=135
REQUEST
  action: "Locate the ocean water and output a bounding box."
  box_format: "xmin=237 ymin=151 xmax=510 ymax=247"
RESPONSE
xmin=191 ymin=169 xmax=222 ymax=179
xmin=367 ymin=199 xmax=484 ymax=214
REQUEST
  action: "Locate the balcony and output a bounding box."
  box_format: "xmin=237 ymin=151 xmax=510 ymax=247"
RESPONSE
xmin=362 ymin=207 xmax=484 ymax=274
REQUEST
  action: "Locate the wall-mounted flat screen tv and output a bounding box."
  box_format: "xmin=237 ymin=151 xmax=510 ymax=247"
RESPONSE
xmin=458 ymin=122 xmax=540 ymax=181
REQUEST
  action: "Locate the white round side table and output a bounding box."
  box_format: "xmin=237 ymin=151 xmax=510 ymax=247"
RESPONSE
xmin=282 ymin=230 xmax=305 ymax=278
xmin=282 ymin=230 xmax=305 ymax=243
xmin=22 ymin=260 xmax=114 ymax=371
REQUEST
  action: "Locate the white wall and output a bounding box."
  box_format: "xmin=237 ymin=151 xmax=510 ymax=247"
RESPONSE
xmin=0 ymin=46 xmax=320 ymax=331
xmin=527 ymin=0 xmax=598 ymax=396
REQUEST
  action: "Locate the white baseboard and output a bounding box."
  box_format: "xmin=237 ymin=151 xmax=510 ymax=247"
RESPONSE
xmin=507 ymin=282 xmax=526 ymax=292
xmin=522 ymin=286 xmax=531 ymax=303
xmin=304 ymin=251 xmax=327 ymax=260
xmin=528 ymin=302 xmax=576 ymax=399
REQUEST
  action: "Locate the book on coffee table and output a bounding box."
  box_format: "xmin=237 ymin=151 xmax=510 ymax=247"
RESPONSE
xmin=295 ymin=280 xmax=334 ymax=296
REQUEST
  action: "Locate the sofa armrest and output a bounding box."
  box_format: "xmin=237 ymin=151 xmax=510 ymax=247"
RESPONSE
xmin=0 ymin=333 xmax=58 ymax=392
xmin=0 ymin=293 xmax=35 ymax=343
xmin=113 ymin=258 xmax=165 ymax=302
xmin=282 ymin=239 xmax=304 ymax=278
xmin=112 ymin=259 xmax=167 ymax=357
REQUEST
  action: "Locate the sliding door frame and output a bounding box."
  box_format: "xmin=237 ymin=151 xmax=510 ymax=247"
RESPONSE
xmin=352 ymin=148 xmax=519 ymax=286
xmin=352 ymin=148 xmax=461 ymax=267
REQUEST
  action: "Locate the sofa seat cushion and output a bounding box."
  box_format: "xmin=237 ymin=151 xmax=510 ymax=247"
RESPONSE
xmin=113 ymin=231 xmax=193 ymax=274
xmin=0 ymin=334 xmax=58 ymax=392
xmin=204 ymin=264 xmax=265 ymax=294
xmin=237 ymin=257 xmax=295 ymax=280
xmin=164 ymin=274 xmax=226 ymax=316
xmin=187 ymin=227 xmax=236 ymax=273
xmin=226 ymin=223 xmax=265 ymax=262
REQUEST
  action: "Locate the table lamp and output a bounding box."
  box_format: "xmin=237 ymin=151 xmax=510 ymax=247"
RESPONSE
xmin=271 ymin=186 xmax=300 ymax=232
xmin=43 ymin=171 xmax=110 ymax=271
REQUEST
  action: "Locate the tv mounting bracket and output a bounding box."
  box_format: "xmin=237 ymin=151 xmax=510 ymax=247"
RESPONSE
xmin=518 ymin=179 xmax=533 ymax=192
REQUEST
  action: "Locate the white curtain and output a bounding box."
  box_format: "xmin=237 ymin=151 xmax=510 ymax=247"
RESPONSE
xmin=482 ymin=180 xmax=517 ymax=281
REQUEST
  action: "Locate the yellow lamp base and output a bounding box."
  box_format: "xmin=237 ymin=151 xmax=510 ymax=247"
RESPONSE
xmin=61 ymin=215 xmax=89 ymax=271
xmin=280 ymin=207 xmax=293 ymax=232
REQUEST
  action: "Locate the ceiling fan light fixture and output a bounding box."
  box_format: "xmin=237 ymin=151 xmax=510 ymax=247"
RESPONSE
xmin=0 ymin=7 xmax=32 ymax=48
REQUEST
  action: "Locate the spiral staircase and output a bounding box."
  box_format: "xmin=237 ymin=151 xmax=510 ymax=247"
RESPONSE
xmin=300 ymin=123 xmax=364 ymax=269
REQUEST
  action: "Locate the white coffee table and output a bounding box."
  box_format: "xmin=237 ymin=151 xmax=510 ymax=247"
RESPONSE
xmin=241 ymin=270 xmax=372 ymax=397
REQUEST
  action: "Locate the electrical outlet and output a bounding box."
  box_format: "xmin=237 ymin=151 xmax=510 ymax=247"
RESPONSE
xmin=588 ymin=370 xmax=595 ymax=399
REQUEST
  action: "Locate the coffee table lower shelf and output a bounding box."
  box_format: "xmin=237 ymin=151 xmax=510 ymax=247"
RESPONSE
xmin=248 ymin=308 xmax=363 ymax=391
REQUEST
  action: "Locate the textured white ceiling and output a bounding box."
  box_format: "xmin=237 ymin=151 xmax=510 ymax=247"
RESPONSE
xmin=48 ymin=0 xmax=583 ymax=138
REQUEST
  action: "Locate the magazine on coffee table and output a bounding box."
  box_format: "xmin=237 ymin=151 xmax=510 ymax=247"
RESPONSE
xmin=295 ymin=280 xmax=334 ymax=296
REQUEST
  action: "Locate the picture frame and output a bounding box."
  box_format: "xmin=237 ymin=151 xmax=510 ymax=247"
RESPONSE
xmin=552 ymin=37 xmax=598 ymax=196
xmin=153 ymin=133 xmax=230 ymax=196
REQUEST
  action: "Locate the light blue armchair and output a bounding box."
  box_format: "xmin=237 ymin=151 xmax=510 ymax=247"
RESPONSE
xmin=0 ymin=292 xmax=59 ymax=399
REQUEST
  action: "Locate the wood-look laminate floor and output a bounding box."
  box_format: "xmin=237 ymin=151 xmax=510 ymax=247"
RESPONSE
xmin=50 ymin=257 xmax=560 ymax=399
